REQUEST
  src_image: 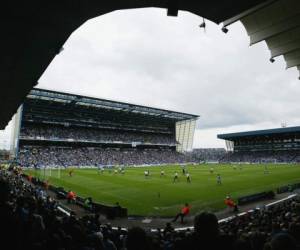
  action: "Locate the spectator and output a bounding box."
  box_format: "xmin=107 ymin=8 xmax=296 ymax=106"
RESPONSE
xmin=224 ymin=196 xmax=239 ymax=212
xmin=84 ymin=197 xmax=93 ymax=210
xmin=27 ymin=174 xmax=33 ymax=182
xmin=172 ymin=203 xmax=190 ymax=224
xmin=264 ymin=233 xmax=298 ymax=250
xmin=126 ymin=227 xmax=150 ymax=250
xmin=1 ymin=167 xmax=300 ymax=250
xmin=66 ymin=190 xmax=76 ymax=204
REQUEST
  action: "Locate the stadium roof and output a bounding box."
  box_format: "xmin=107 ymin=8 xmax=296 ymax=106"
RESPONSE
xmin=26 ymin=88 xmax=198 ymax=121
xmin=1 ymin=0 xmax=297 ymax=129
xmin=223 ymin=0 xmax=300 ymax=78
xmin=218 ymin=126 xmax=300 ymax=140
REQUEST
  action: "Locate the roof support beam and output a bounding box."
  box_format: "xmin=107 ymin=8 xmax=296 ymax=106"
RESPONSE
xmin=269 ymin=38 xmax=300 ymax=58
xmin=284 ymin=49 xmax=300 ymax=61
xmin=247 ymin=15 xmax=300 ymax=45
xmin=284 ymin=49 xmax=300 ymax=69
xmin=266 ymin=26 xmax=300 ymax=50
xmin=223 ymin=0 xmax=276 ymax=27
xmin=285 ymin=58 xmax=300 ymax=69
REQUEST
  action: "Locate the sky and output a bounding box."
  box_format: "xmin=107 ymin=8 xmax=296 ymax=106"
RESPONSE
xmin=0 ymin=8 xmax=300 ymax=149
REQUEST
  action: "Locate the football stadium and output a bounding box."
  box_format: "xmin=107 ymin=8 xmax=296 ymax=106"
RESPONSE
xmin=1 ymin=1 xmax=300 ymax=250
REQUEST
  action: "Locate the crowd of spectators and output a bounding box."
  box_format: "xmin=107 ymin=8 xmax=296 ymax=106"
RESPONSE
xmin=187 ymin=148 xmax=300 ymax=164
xmin=18 ymin=145 xmax=300 ymax=168
xmin=189 ymin=149 xmax=300 ymax=163
xmin=220 ymin=150 xmax=300 ymax=163
xmin=1 ymin=168 xmax=300 ymax=250
xmin=20 ymin=125 xmax=176 ymax=145
xmin=18 ymin=147 xmax=194 ymax=167
xmin=18 ymin=146 xmax=300 ymax=167
xmin=191 ymin=148 xmax=227 ymax=162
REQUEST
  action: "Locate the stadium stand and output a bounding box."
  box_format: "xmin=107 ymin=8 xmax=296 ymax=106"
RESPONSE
xmin=20 ymin=124 xmax=177 ymax=145
xmin=2 ymin=2 xmax=300 ymax=249
xmin=15 ymin=89 xmax=198 ymax=167
xmin=18 ymin=147 xmax=193 ymax=167
xmin=1 ymin=167 xmax=300 ymax=250
xmin=191 ymin=148 xmax=227 ymax=162
xmin=0 ymin=149 xmax=10 ymax=162
xmin=218 ymin=127 xmax=300 ymax=163
xmin=220 ymin=151 xmax=300 ymax=163
xmin=3 ymin=1 xmax=299 ymax=131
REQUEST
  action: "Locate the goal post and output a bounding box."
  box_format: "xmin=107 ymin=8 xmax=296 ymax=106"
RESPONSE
xmin=38 ymin=166 xmax=63 ymax=180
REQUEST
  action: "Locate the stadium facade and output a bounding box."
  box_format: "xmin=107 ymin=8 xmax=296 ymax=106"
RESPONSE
xmin=218 ymin=127 xmax=300 ymax=152
xmin=218 ymin=127 xmax=300 ymax=163
xmin=11 ymin=88 xmax=198 ymax=166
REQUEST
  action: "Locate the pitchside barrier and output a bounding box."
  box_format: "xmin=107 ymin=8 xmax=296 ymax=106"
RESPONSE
xmin=237 ymin=190 xmax=275 ymax=206
xmin=50 ymin=184 xmax=128 ymax=219
xmin=23 ymin=174 xmax=128 ymax=219
xmin=92 ymin=202 xmax=128 ymax=219
xmin=277 ymin=183 xmax=300 ymax=194
xmin=226 ymin=162 xmax=298 ymax=164
xmin=57 ymin=203 xmax=73 ymax=216
xmin=166 ymin=193 xmax=299 ymax=233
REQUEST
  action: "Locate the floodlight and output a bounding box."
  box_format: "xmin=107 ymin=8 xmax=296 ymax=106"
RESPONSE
xmin=221 ymin=27 xmax=229 ymax=33
xmin=199 ymin=18 xmax=206 ymax=28
xmin=199 ymin=22 xmax=206 ymax=28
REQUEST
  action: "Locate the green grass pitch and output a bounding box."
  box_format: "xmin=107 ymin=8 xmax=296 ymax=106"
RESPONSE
xmin=25 ymin=164 xmax=300 ymax=216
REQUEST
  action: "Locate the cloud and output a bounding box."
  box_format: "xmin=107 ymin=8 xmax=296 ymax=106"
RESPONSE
xmin=0 ymin=120 xmax=13 ymax=149
xmin=1 ymin=8 xmax=299 ymax=149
